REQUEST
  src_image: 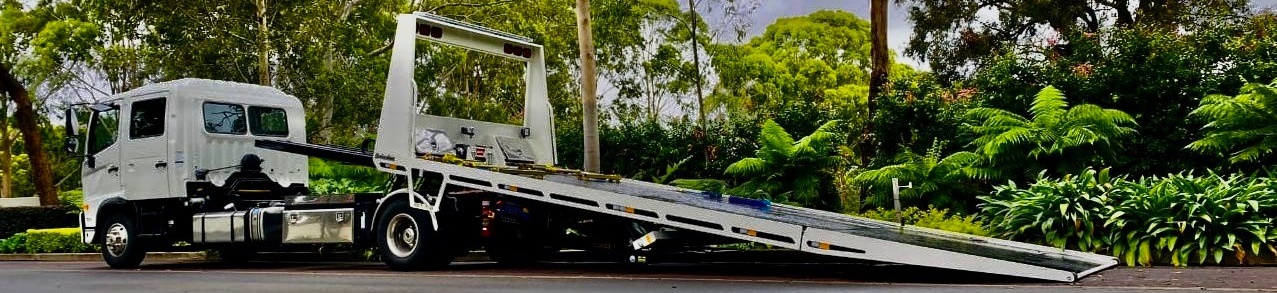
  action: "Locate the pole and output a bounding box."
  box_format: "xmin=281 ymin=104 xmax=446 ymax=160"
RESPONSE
xmin=575 ymin=0 xmax=601 ymax=172
xmin=891 ymin=178 xmax=912 ymax=227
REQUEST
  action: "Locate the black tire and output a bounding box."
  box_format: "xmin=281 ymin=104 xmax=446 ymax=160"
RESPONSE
xmin=100 ymin=214 xmax=146 ymax=269
xmin=376 ymin=200 xmax=453 ymax=271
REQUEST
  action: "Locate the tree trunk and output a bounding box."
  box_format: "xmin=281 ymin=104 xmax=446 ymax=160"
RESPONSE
xmin=0 ymin=63 xmax=58 ymax=206
xmin=861 ymin=0 xmax=888 ymax=168
xmin=575 ymin=0 xmax=601 ymax=172
xmin=688 ymin=0 xmax=705 ymax=128
xmin=255 ymin=0 xmax=273 ymax=87
xmin=0 ymin=98 xmax=12 ymax=198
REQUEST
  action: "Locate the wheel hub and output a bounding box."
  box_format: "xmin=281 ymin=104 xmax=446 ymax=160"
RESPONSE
xmin=386 ymin=213 xmax=419 ymax=258
xmin=105 ymin=223 xmax=129 ymax=257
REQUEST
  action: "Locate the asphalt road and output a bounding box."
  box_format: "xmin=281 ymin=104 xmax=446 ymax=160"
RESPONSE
xmin=0 ymin=261 xmax=1262 ymax=293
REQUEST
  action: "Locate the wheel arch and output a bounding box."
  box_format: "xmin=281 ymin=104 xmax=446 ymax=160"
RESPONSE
xmin=92 ymin=198 xmax=135 ymax=244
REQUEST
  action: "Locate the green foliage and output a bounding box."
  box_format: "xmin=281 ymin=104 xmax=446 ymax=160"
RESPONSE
xmin=709 ymin=10 xmax=884 ymax=126
xmin=722 ymin=119 xmax=842 ymax=209
xmin=308 ymin=158 xmax=385 ymax=195
xmin=981 ymin=168 xmax=1277 ymax=266
xmin=965 ymin=86 xmax=1137 ymax=180
xmin=965 ymin=17 xmax=1277 ymax=176
xmin=22 ymin=228 xmax=95 ymax=253
xmin=309 ymin=178 xmax=382 ymax=195
xmin=856 ymin=206 xmax=988 ymax=236
xmin=57 ymin=189 xmax=82 ymax=209
xmin=0 ymin=206 xmax=78 ymax=239
xmin=871 ymin=71 xmax=974 ymax=166
xmin=0 ymin=233 xmax=26 ymax=254
xmin=979 ymin=168 xmax=1120 ymax=253
xmin=1188 ymin=79 xmax=1277 ymax=164
xmin=1106 ymin=173 xmax=1277 ymax=266
xmin=853 ymin=140 xmax=984 ymax=211
xmin=898 ymin=0 xmax=1249 ymax=81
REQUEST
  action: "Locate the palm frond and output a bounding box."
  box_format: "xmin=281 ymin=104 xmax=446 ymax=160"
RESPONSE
xmin=725 ymin=157 xmax=769 ymax=177
xmin=1030 ymin=86 xmax=1069 ymax=121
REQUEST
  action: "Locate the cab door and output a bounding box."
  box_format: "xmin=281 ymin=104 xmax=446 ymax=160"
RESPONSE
xmin=120 ymin=96 xmax=172 ymax=200
xmin=81 ymin=106 xmax=123 ymax=202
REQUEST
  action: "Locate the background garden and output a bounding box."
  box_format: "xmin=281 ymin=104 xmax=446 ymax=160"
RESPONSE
xmin=2 ymin=0 xmax=1277 ymax=266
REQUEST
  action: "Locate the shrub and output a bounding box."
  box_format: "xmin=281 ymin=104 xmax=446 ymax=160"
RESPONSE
xmin=857 ymin=206 xmax=988 ymax=236
xmin=0 ymin=206 xmax=79 ymax=239
xmin=23 ymin=228 xmax=95 ymax=253
xmin=978 ymin=168 xmax=1122 ymax=253
xmin=309 ymin=178 xmax=382 ymax=195
xmin=1106 ymin=173 xmax=1277 ymax=266
xmin=980 ymin=168 xmax=1277 ymax=266
xmin=59 ymin=190 xmax=84 ymax=210
xmin=0 ymin=233 xmax=26 ymax=254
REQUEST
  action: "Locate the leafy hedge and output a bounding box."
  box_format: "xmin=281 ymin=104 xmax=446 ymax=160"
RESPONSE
xmin=0 ymin=228 xmax=96 ymax=254
xmin=0 ymin=206 xmax=79 ymax=239
xmin=980 ymin=168 xmax=1277 ymax=266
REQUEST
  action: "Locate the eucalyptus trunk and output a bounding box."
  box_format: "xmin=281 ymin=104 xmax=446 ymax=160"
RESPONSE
xmin=575 ymin=0 xmax=601 ymax=172
xmin=0 ymin=100 xmax=12 ymax=199
xmin=0 ymin=63 xmax=58 ymax=205
xmin=255 ymin=0 xmax=273 ymax=87
xmin=862 ymin=0 xmax=888 ymax=167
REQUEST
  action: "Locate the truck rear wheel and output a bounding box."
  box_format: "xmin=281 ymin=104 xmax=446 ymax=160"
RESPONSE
xmin=377 ymin=200 xmax=453 ymax=270
xmin=101 ymin=214 xmax=146 ymax=269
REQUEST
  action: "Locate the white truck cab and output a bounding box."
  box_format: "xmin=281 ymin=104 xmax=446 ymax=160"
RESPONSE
xmin=74 ymin=79 xmax=308 ymax=252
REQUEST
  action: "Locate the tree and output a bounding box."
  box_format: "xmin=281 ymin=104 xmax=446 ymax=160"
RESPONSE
xmin=709 ymin=10 xmax=875 ymax=122
xmin=896 ymin=0 xmax=1250 ymax=80
xmin=1187 ymin=79 xmax=1277 ymax=164
xmin=853 ymin=141 xmax=984 ymax=211
xmin=965 ymin=86 xmax=1137 ymax=180
xmin=723 ymin=119 xmax=842 ymax=209
xmin=1 ymin=1 xmax=100 ymax=205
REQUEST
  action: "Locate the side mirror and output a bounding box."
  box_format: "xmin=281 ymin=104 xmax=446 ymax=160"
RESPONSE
xmin=64 ymin=137 xmax=79 ymax=154
xmin=63 ymin=108 xmax=79 ymax=154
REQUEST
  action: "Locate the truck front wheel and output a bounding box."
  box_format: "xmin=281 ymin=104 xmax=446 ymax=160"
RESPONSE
xmin=377 ymin=200 xmax=453 ymax=270
xmin=101 ymin=214 xmax=146 ymax=269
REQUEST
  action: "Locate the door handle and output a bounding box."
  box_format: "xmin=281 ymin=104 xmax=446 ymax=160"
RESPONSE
xmin=155 ymin=161 xmax=168 ymax=168
xmin=107 ymin=166 xmax=119 ymax=174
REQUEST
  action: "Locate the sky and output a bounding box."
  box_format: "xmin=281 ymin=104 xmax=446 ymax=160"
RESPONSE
xmin=736 ymin=0 xmax=1277 ymax=69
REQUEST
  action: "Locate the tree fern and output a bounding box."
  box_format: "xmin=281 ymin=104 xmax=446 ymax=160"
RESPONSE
xmin=1187 ymin=78 xmax=1277 ymax=164
xmin=853 ymin=140 xmax=983 ymax=211
xmin=721 ymin=119 xmax=843 ymax=209
xmin=965 ymin=86 xmax=1137 ymax=179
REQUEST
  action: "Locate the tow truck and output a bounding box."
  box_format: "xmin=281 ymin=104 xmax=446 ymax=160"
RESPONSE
xmin=63 ymin=12 xmax=1117 ymax=282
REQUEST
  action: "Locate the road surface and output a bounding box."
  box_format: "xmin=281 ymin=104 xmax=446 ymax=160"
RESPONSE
xmin=0 ymin=260 xmax=1263 ymax=293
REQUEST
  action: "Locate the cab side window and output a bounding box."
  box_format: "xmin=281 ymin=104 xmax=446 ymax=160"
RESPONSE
xmin=248 ymin=106 xmax=288 ymax=136
xmin=87 ymin=107 xmax=120 ymax=155
xmin=203 ymin=102 xmax=247 ymax=134
xmin=130 ymin=98 xmax=166 ymax=139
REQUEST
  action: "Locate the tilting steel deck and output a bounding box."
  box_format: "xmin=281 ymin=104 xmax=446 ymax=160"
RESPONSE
xmin=257 ymin=139 xmax=1118 ymax=282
